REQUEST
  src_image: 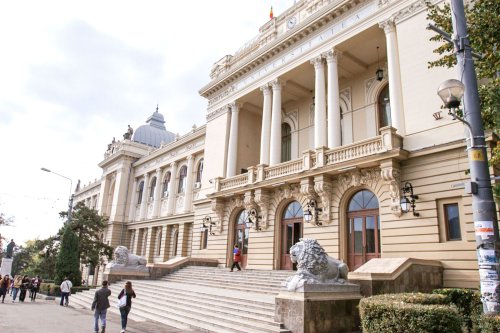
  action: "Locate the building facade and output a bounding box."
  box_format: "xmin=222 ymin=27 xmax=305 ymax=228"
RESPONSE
xmin=74 ymin=0 xmax=498 ymax=288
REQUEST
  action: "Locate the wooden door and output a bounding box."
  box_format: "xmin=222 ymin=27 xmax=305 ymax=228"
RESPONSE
xmin=280 ymin=201 xmax=303 ymax=270
xmin=234 ymin=210 xmax=249 ymax=268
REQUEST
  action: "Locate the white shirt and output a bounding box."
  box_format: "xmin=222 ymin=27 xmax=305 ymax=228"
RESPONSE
xmin=60 ymin=280 xmax=73 ymax=293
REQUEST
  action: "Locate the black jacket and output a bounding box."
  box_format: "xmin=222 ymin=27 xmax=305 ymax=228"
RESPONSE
xmin=92 ymin=286 xmax=111 ymax=311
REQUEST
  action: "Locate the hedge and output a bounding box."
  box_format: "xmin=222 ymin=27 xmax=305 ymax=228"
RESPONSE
xmin=433 ymin=288 xmax=482 ymax=332
xmin=478 ymin=315 xmax=500 ymax=333
xmin=359 ymin=293 xmax=462 ymax=333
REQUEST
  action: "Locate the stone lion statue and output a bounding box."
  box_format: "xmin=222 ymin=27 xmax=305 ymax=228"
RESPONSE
xmin=283 ymin=238 xmax=349 ymax=291
xmin=112 ymin=246 xmax=147 ymax=267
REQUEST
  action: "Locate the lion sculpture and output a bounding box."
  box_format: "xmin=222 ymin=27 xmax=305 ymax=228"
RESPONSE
xmin=283 ymin=238 xmax=349 ymax=291
xmin=112 ymin=246 xmax=147 ymax=267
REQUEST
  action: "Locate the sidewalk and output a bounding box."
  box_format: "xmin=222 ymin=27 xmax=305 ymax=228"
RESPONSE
xmin=0 ymin=298 xmax=200 ymax=333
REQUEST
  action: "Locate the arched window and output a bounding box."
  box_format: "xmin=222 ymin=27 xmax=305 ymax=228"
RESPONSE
xmin=177 ymin=166 xmax=187 ymax=193
xmin=162 ymin=172 xmax=171 ymax=197
xmin=347 ymin=190 xmax=380 ymax=270
xmin=196 ymin=158 xmax=204 ymax=183
xmin=137 ymin=181 xmax=144 ymax=204
xmin=281 ymin=123 xmax=291 ymax=162
xmin=378 ymin=85 xmax=391 ymax=129
xmin=149 ymin=177 xmax=157 ymax=200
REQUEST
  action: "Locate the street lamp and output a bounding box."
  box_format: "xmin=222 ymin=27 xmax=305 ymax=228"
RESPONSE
xmin=41 ymin=167 xmax=74 ymax=224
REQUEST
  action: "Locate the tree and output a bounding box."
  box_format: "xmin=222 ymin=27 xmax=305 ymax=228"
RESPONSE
xmin=0 ymin=208 xmax=14 ymax=258
xmin=55 ymin=226 xmax=81 ymax=286
xmin=60 ymin=202 xmax=113 ymax=270
xmin=426 ymin=0 xmax=499 ymax=198
xmin=11 ymin=237 xmax=59 ymax=279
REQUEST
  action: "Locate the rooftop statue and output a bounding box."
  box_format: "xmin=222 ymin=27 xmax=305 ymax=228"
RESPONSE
xmin=283 ymin=238 xmax=349 ymax=291
xmin=123 ymin=125 xmax=134 ymax=140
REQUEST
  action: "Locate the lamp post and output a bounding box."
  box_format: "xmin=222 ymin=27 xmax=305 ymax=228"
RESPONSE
xmin=436 ymin=0 xmax=500 ymax=314
xmin=41 ymin=167 xmax=74 ymax=224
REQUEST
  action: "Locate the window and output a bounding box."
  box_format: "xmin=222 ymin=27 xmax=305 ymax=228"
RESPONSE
xmin=178 ymin=166 xmax=187 ymax=193
xmin=150 ymin=177 xmax=157 ymax=200
xmin=445 ymin=203 xmax=461 ymax=241
xmin=196 ymin=158 xmax=204 ymax=183
xmin=377 ymin=84 xmax=391 ymax=129
xmin=200 ymin=229 xmax=208 ymax=250
xmin=162 ymin=172 xmax=171 ymax=197
xmin=156 ymin=228 xmax=162 ymax=255
xmin=281 ymin=123 xmax=291 ymax=162
xmin=137 ymin=181 xmax=144 ymax=204
xmin=438 ymin=198 xmax=464 ymax=242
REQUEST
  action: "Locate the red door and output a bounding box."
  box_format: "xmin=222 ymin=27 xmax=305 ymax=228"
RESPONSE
xmin=347 ymin=190 xmax=380 ymax=271
xmin=280 ymin=201 xmax=303 ymax=270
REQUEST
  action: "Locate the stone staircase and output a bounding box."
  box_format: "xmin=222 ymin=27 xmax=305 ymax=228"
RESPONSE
xmin=66 ymin=266 xmax=293 ymax=333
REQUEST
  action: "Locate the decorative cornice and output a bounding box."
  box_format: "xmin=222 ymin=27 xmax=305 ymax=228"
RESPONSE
xmin=206 ymin=104 xmax=231 ymax=121
xmin=392 ymin=0 xmax=427 ymax=23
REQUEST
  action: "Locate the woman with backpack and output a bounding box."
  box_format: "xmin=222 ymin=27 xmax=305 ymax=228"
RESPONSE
xmin=117 ymin=281 xmax=136 ymax=333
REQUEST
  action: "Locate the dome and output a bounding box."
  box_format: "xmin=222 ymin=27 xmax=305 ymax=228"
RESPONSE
xmin=132 ymin=108 xmax=176 ymax=148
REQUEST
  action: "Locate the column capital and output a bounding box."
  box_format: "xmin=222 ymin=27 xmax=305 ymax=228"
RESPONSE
xmin=186 ymin=154 xmax=195 ymax=161
xmin=260 ymin=84 xmax=271 ymax=94
xmin=324 ymin=49 xmax=342 ymax=64
xmin=379 ymin=19 xmax=396 ymax=34
xmin=170 ymin=161 xmax=178 ymax=168
xmin=270 ymin=79 xmax=281 ymax=91
xmin=310 ymin=56 xmax=324 ymax=69
xmin=156 ymin=167 xmax=162 ymax=174
xmin=229 ymin=102 xmax=241 ymax=113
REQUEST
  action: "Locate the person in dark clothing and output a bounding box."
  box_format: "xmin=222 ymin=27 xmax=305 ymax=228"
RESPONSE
xmin=91 ymin=280 xmax=111 ymax=333
xmin=118 ymin=281 xmax=136 ymax=333
xmin=230 ymin=244 xmax=242 ymax=272
xmin=30 ymin=275 xmax=42 ymax=301
xmin=0 ymin=275 xmax=11 ymax=303
xmin=19 ymin=275 xmax=30 ymax=302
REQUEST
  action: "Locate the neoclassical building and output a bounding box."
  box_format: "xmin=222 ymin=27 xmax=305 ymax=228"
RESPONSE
xmin=74 ymin=0 xmax=498 ymax=288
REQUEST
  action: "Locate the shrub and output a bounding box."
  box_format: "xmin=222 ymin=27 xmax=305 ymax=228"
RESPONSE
xmin=359 ymin=293 xmax=462 ymax=333
xmin=478 ymin=315 xmax=500 ymax=333
xmin=433 ymin=288 xmax=482 ymax=332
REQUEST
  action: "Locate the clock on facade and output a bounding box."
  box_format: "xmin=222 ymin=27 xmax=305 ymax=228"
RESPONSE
xmin=287 ymin=16 xmax=297 ymax=29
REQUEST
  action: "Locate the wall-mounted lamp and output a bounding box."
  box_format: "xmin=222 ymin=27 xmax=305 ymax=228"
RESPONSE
xmin=201 ymin=216 xmax=216 ymax=235
xmin=400 ymin=182 xmax=419 ymax=217
xmin=245 ymin=208 xmax=262 ymax=231
xmin=304 ymin=199 xmax=322 ymax=225
xmin=376 ymin=46 xmax=384 ymax=81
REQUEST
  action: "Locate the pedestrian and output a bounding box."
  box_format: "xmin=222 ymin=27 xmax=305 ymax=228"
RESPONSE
xmin=19 ymin=275 xmax=29 ymax=302
xmin=11 ymin=275 xmax=23 ymax=303
xmin=230 ymin=244 xmax=242 ymax=272
xmin=30 ymin=275 xmax=42 ymax=301
xmin=9 ymin=278 xmax=14 ymax=295
xmin=60 ymin=276 xmax=73 ymax=306
xmin=91 ymin=280 xmax=111 ymax=333
xmin=117 ymin=281 xmax=136 ymax=333
xmin=0 ymin=274 xmax=11 ymax=303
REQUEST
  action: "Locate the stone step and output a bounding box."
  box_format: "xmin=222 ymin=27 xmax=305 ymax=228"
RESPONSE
xmin=162 ymin=276 xmax=281 ymax=294
xmin=169 ymin=271 xmax=288 ymax=284
xmin=180 ymin=267 xmax=292 ymax=278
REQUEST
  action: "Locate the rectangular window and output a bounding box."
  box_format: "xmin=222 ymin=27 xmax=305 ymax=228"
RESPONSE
xmin=200 ymin=230 xmax=208 ymax=250
xmin=444 ymin=203 xmax=461 ymax=241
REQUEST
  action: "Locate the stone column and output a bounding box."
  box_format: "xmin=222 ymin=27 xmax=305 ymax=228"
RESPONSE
xmin=260 ymin=84 xmax=272 ymax=165
xmin=269 ymin=79 xmax=282 ymax=165
xmin=167 ymin=162 xmax=178 ymax=216
xmin=326 ymin=50 xmax=341 ymax=148
xmin=176 ymin=223 xmax=186 ymax=257
xmin=380 ymin=19 xmax=406 ymax=135
xmin=183 ymin=155 xmax=195 ymax=213
xmin=226 ymin=103 xmax=240 ymax=177
xmin=152 ymin=168 xmax=162 ymax=218
xmin=311 ymin=56 xmax=327 ymax=149
xmin=159 ymin=225 xmax=168 ymax=261
xmin=128 ymin=178 xmax=138 ymax=222
xmin=144 ymin=226 xmax=155 ymax=263
xmin=139 ymin=173 xmax=149 ymax=220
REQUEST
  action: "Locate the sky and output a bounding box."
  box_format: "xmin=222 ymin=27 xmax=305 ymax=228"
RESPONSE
xmin=0 ymin=0 xmax=292 ymax=247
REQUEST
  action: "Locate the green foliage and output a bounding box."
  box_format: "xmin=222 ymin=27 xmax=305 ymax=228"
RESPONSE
xmin=55 ymin=226 xmax=81 ymax=286
xmin=61 ymin=202 xmax=113 ymax=268
xmin=359 ymin=293 xmax=462 ymax=333
xmin=478 ymin=315 xmax=500 ymax=333
xmin=11 ymin=237 xmax=59 ymax=279
xmin=433 ymin=288 xmax=482 ymax=332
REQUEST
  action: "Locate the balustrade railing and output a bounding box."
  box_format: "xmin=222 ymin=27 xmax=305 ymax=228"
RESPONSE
xmin=264 ymin=159 xmax=303 ymax=180
xmin=325 ymin=136 xmax=384 ymax=165
xmin=220 ymin=173 xmax=248 ymax=191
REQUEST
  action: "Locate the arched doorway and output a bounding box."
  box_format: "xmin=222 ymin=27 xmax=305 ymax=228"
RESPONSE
xmin=280 ymin=201 xmax=303 ymax=270
xmin=233 ymin=210 xmax=249 ymax=268
xmin=347 ymin=190 xmax=380 ymax=270
xmin=377 ymin=84 xmax=391 ymax=130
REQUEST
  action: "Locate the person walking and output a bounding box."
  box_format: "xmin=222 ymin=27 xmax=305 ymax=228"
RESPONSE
xmin=91 ymin=280 xmax=111 ymax=333
xmin=19 ymin=275 xmax=29 ymax=302
xmin=60 ymin=277 xmax=73 ymax=306
xmin=30 ymin=275 xmax=42 ymax=301
xmin=117 ymin=281 xmax=136 ymax=333
xmin=11 ymin=275 xmax=23 ymax=303
xmin=230 ymin=244 xmax=242 ymax=272
xmin=0 ymin=274 xmax=11 ymax=303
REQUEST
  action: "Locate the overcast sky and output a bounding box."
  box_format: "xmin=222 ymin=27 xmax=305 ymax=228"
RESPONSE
xmin=0 ymin=0 xmax=291 ymax=247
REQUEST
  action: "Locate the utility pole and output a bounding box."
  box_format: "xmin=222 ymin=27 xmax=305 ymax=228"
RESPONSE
xmin=450 ymin=0 xmax=500 ymax=314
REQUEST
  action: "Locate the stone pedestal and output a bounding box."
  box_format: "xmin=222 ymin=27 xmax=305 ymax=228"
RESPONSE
xmin=275 ymin=283 xmax=362 ymax=333
xmin=0 ymin=258 xmax=13 ymax=277
xmin=103 ymin=264 xmax=149 ymax=284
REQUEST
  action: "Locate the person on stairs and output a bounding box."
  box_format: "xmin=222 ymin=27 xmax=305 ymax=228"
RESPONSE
xmin=230 ymin=244 xmax=242 ymax=272
xmin=118 ymin=281 xmax=136 ymax=333
xmin=91 ymin=280 xmax=111 ymax=333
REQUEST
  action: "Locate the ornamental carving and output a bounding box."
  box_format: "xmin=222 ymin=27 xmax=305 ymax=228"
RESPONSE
xmin=211 ymin=198 xmax=225 ymax=233
xmin=300 ymin=179 xmax=315 ymax=200
xmin=275 ymin=184 xmax=299 ymax=202
xmin=254 ymin=189 xmax=270 ymax=230
xmin=314 ymin=179 xmax=332 ymax=222
xmin=392 ymin=0 xmax=426 ymax=23
xmin=338 ymin=168 xmax=380 ymax=189
xmin=381 ymin=167 xmax=402 ymax=216
xmin=243 ymin=191 xmax=256 ymax=211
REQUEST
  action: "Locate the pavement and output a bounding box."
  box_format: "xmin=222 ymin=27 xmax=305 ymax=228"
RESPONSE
xmin=0 ymin=296 xmax=202 ymax=333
